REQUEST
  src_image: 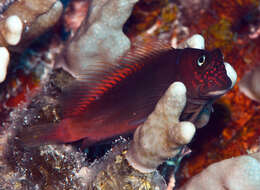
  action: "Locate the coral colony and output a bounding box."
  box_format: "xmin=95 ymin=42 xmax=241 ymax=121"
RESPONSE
xmin=0 ymin=0 xmax=259 ymax=190
xmin=0 ymin=0 xmax=63 ymax=82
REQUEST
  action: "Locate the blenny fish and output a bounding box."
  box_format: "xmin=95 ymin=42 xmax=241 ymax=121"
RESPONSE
xmin=22 ymin=40 xmax=235 ymax=147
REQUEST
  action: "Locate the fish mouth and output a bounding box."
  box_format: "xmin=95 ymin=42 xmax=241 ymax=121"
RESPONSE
xmin=206 ymin=89 xmax=229 ymax=96
xmin=206 ymin=62 xmax=237 ymax=97
xmin=187 ymin=96 xmax=209 ymax=105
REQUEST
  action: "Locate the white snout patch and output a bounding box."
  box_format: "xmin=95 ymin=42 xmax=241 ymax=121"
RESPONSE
xmin=207 ymin=89 xmax=229 ymax=96
xmin=224 ymin=62 xmax=237 ymax=88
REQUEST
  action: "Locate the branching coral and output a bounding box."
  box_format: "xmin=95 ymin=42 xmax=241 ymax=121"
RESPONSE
xmin=0 ymin=0 xmax=63 ymax=83
xmin=84 ymin=81 xmax=194 ymax=189
xmin=0 ymin=0 xmax=63 ymax=49
xmin=126 ymin=82 xmax=196 ymax=173
xmin=56 ymin=0 xmax=139 ymax=77
xmin=1 ymin=15 xmax=23 ymax=46
xmin=0 ymin=47 xmax=9 ymax=82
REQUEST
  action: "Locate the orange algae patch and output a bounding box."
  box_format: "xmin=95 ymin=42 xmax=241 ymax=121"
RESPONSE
xmin=154 ymin=4 xmax=178 ymax=34
xmin=179 ymin=107 xmax=260 ymax=184
xmin=125 ymin=0 xmax=169 ymax=37
xmin=189 ymin=0 xmax=259 ymax=52
xmin=204 ymin=19 xmax=234 ymax=52
xmin=213 ymin=0 xmax=259 ymax=22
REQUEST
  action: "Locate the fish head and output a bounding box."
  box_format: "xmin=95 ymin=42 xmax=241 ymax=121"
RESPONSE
xmin=178 ymin=48 xmax=235 ymax=103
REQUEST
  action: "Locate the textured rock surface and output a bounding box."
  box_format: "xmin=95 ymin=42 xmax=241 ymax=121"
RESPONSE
xmin=0 ymin=128 xmax=86 ymax=190
xmin=85 ymin=143 xmax=167 ymax=190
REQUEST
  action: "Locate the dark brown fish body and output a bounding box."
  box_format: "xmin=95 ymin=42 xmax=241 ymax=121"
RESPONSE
xmin=23 ymin=43 xmax=232 ymax=146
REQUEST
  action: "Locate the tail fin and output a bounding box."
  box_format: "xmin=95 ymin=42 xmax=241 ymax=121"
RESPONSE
xmin=19 ymin=123 xmax=61 ymax=147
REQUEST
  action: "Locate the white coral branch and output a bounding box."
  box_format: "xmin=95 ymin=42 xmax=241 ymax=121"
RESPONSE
xmin=0 ymin=47 xmax=10 ymax=83
xmin=58 ymin=0 xmax=139 ymax=77
xmin=126 ymin=82 xmax=196 ymax=173
xmin=178 ymin=152 xmax=260 ymax=190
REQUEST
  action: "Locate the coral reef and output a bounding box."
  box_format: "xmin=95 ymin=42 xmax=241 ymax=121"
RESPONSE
xmin=0 ymin=0 xmax=259 ymax=189
xmin=85 ymin=141 xmax=167 ymax=190
xmin=0 ymin=128 xmax=86 ymax=189
xmin=81 ymin=33 xmax=237 ymax=188
xmin=56 ymin=0 xmax=139 ymax=77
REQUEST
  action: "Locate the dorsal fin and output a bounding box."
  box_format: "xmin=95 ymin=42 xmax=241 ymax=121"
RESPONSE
xmin=61 ymin=39 xmax=173 ymax=118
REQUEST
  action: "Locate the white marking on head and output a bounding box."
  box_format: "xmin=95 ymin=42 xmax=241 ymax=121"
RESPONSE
xmin=224 ymin=62 xmax=237 ymax=88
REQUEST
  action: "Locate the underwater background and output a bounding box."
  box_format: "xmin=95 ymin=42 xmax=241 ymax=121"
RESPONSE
xmin=0 ymin=0 xmax=259 ymax=189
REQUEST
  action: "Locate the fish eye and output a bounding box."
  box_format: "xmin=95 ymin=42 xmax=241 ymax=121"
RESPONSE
xmin=197 ymin=55 xmax=206 ymax=67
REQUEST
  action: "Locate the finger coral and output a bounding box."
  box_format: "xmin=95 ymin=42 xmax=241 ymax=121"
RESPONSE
xmin=0 ymin=47 xmax=9 ymax=82
xmin=56 ymin=0 xmax=139 ymax=77
xmin=126 ymin=82 xmax=196 ymax=173
xmin=0 ymin=0 xmax=63 ymax=83
xmin=0 ymin=0 xmax=63 ymax=49
xmin=1 ymin=15 xmax=23 ymax=46
xmin=85 ymin=82 xmax=194 ymax=189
